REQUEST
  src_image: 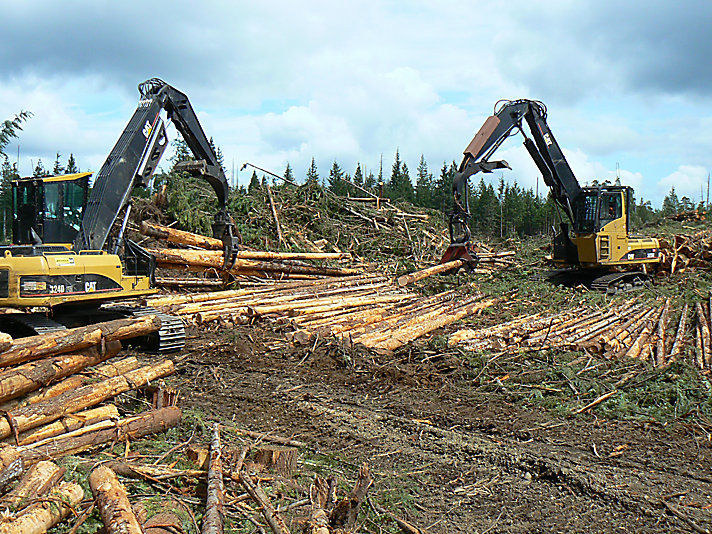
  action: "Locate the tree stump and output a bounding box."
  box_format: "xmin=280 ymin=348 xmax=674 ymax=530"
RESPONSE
xmin=253 ymin=445 xmax=298 ymax=476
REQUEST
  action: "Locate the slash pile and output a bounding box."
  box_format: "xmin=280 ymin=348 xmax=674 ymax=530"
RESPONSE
xmin=658 ymin=229 xmax=712 ymax=274
xmin=146 ymin=273 xmax=498 ymax=353
xmin=450 ymin=299 xmax=689 ymax=368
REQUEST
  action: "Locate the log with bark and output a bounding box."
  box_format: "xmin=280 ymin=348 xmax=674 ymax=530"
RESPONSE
xmin=89 ymin=465 xmax=144 ymax=534
xmin=0 ymin=340 xmax=121 ymax=405
xmin=1 ymin=460 xmax=65 ymax=508
xmin=202 ymin=423 xmax=225 ymax=534
xmin=18 ymin=406 xmax=181 ymax=465
xmin=0 ymin=314 xmax=160 ymax=368
xmin=0 ymin=359 xmax=175 ymax=441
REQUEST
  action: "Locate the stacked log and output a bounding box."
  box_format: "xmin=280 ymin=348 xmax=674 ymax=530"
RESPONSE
xmin=693 ymin=291 xmax=712 ymax=370
xmin=140 ymin=221 xmax=358 ymax=282
xmin=147 ymin=274 xmax=497 ymax=352
xmin=0 ymin=316 xmax=182 ymax=534
xmin=449 ymin=299 xmax=687 ymax=368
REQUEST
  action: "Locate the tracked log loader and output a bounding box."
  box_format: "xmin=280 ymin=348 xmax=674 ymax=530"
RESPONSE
xmin=442 ymin=99 xmax=660 ymax=292
xmin=0 ymin=78 xmax=238 ymax=349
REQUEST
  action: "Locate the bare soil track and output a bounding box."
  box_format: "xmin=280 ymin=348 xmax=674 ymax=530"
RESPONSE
xmin=173 ymin=325 xmax=712 ymax=534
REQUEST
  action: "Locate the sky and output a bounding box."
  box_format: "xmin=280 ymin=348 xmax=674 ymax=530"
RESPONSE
xmin=1 ymin=0 xmax=711 ymax=209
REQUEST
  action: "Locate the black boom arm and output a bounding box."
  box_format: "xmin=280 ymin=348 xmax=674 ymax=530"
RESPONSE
xmin=74 ymin=78 xmax=238 ymax=261
xmin=449 ymin=99 xmax=581 ymax=244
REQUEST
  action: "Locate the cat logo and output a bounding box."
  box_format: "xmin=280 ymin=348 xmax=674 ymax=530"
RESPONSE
xmin=142 ymin=120 xmax=153 ymax=139
xmin=84 ymin=281 xmax=97 ymax=293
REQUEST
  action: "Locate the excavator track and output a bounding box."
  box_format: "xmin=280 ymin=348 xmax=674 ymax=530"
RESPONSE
xmin=1 ymin=313 xmax=67 ymax=337
xmin=590 ymin=271 xmax=647 ymax=294
xmin=101 ymin=305 xmax=185 ymax=353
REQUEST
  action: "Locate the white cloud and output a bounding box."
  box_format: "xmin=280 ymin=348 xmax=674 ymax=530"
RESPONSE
xmin=657 ymin=165 xmax=709 ymax=203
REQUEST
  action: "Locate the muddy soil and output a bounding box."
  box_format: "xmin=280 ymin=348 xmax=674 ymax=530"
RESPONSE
xmin=172 ymin=324 xmax=712 ymax=534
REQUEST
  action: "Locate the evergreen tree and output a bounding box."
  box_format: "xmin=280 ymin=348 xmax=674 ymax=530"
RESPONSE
xmin=208 ymin=137 xmax=225 ymax=173
xmin=248 ymin=171 xmax=260 ymax=194
xmin=364 ymin=171 xmax=376 ymax=190
xmin=305 ymin=157 xmax=319 ymax=186
xmin=52 ymin=153 xmax=64 ymax=175
xmin=283 ymin=163 xmax=294 ymax=183
xmin=32 ymin=159 xmax=49 ymax=177
xmin=387 ymin=149 xmax=414 ymax=202
xmin=65 ymin=153 xmax=78 ymax=173
xmin=0 ymin=111 xmax=31 ymax=154
xmin=170 ymin=139 xmax=193 ymax=170
xmin=328 ymin=161 xmax=346 ymax=195
xmin=0 ymin=156 xmax=18 ymax=242
xmin=353 ymin=163 xmax=364 ymax=187
xmin=414 ymin=154 xmax=433 ymax=207
xmin=661 ymin=187 xmax=681 ymax=216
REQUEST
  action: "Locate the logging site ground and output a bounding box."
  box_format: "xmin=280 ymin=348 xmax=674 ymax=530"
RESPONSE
xmin=112 ymin=183 xmax=712 ymax=534
xmin=15 ymin=181 xmax=712 ymax=534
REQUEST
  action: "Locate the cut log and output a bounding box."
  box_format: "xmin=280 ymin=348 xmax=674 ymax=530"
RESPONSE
xmin=0 ymin=333 xmax=12 ymax=353
xmin=0 ymin=340 xmax=121 ymax=405
xmin=397 ymin=259 xmax=465 ymax=287
xmin=0 ymin=360 xmax=175 ymax=440
xmin=202 ymin=423 xmax=224 ymax=534
xmin=140 ymin=220 xmax=224 ymax=250
xmin=0 ymin=480 xmax=83 ymax=534
xmin=0 ymin=355 xmax=138 ymax=412
xmin=238 ymin=470 xmax=290 ymax=534
xmin=2 ymin=460 xmax=64 ymax=508
xmin=19 ymin=407 xmax=182 ymax=465
xmin=253 ymin=446 xmax=298 ymax=476
xmin=11 ymin=404 xmax=120 ymax=447
xmin=149 ymin=248 xmax=359 ymax=277
xmin=89 ymin=465 xmax=143 ymax=534
xmin=0 ymin=315 xmax=159 ymax=368
xmin=667 ymin=304 xmax=689 ymax=364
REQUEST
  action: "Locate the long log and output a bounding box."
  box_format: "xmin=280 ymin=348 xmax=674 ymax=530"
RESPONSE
xmin=141 ymin=220 xmax=223 ymax=250
xmin=397 ymin=260 xmax=465 ymax=287
xmin=667 ymin=304 xmax=689 ymax=364
xmin=0 ymin=355 xmax=137 ymax=412
xmin=202 ymin=423 xmax=225 ymax=534
xmin=238 ymin=470 xmax=290 ymax=534
xmin=0 ymin=480 xmax=84 ymax=534
xmin=90 ymin=465 xmax=143 ymax=534
xmin=0 ymin=360 xmax=175 ymax=440
xmin=11 ymin=404 xmax=120 ymax=447
xmin=149 ymin=248 xmax=359 ymax=277
xmin=0 ymin=315 xmax=160 ymax=368
xmin=0 ymin=340 xmax=121 ymax=405
xmin=19 ymin=407 xmax=182 ymax=465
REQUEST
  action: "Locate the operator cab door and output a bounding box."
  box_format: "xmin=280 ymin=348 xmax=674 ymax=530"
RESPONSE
xmin=597 ymin=191 xmax=625 ymax=261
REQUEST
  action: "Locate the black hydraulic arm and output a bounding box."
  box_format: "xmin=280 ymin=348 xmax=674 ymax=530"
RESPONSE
xmin=74 ymin=78 xmax=237 ymax=261
xmin=449 ymin=99 xmax=581 ymax=244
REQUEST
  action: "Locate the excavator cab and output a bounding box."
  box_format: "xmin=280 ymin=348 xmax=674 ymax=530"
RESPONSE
xmin=12 ymin=172 xmax=91 ymax=246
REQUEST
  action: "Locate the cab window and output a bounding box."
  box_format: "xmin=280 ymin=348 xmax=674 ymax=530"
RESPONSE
xmin=599 ymin=193 xmax=622 ymax=226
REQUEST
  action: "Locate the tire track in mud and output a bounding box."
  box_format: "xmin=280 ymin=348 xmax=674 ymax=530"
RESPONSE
xmin=179 ymin=348 xmax=711 ymax=533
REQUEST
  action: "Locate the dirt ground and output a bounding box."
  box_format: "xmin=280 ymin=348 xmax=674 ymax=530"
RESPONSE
xmin=171 ymin=322 xmax=712 ymax=534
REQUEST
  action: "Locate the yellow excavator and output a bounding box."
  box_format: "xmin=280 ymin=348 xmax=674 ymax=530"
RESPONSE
xmin=0 ymin=78 xmax=238 ymax=348
xmin=442 ymin=99 xmax=660 ymax=292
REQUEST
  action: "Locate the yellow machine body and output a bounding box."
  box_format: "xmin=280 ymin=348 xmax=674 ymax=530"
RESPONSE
xmin=0 ymin=249 xmax=155 ymax=308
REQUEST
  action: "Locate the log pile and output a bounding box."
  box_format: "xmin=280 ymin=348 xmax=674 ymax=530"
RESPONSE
xmin=0 ymin=316 xmax=182 ymax=534
xmin=146 ymin=274 xmax=498 ymax=353
xmin=658 ymin=230 xmax=712 ymax=274
xmin=140 ymin=221 xmax=361 ymax=284
xmin=449 ymin=299 xmax=690 ymax=368
xmin=667 ymin=209 xmax=706 ymax=222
